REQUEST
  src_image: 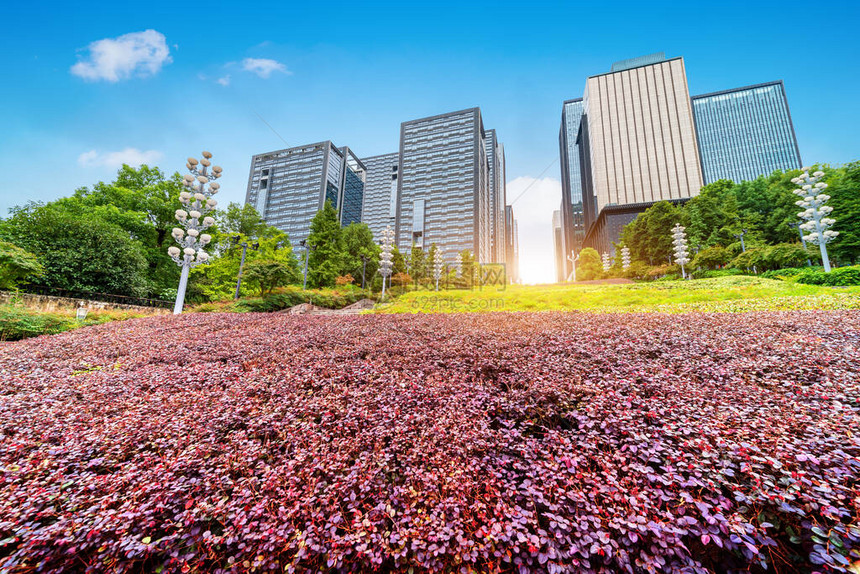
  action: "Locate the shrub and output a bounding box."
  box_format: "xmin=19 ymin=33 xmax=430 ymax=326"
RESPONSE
xmin=335 ymin=274 xmax=354 ymax=286
xmin=691 ymin=245 xmax=732 ymax=270
xmin=792 ymin=265 xmax=860 ymax=287
xmin=0 ymin=311 xmax=857 ymax=572
xmin=233 ymin=285 xmax=372 ymax=312
xmin=690 ymin=268 xmax=748 ymax=279
xmin=0 ymin=306 xmax=73 ymax=340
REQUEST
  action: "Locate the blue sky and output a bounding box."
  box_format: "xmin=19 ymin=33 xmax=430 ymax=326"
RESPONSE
xmin=1 ymin=0 xmax=858 ymax=282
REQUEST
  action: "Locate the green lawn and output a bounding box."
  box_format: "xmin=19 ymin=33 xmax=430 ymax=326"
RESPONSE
xmin=373 ymin=276 xmax=860 ymax=314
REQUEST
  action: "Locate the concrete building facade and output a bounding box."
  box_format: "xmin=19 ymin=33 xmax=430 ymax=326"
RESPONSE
xmin=360 ymin=152 xmax=399 ymax=240
xmin=396 ymin=108 xmax=493 ymax=262
xmin=244 ymin=141 xmax=366 ymax=247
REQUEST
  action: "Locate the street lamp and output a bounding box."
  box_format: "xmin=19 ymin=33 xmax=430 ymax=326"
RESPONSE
xmin=232 ymin=236 xmax=259 ymax=300
xmin=621 ymin=246 xmax=631 ymax=271
xmin=672 ymin=223 xmax=690 ymax=279
xmin=601 ymin=252 xmax=611 ymax=273
xmin=299 ymin=239 xmax=315 ymax=290
xmin=566 ymin=250 xmax=578 ymax=282
xmin=432 ymin=248 xmax=443 ymax=291
xmin=787 ymin=222 xmax=813 ymax=267
xmin=168 ymin=151 xmax=220 ymax=314
xmin=378 ymin=225 xmax=394 ymax=298
xmin=792 ymin=168 xmax=838 ymax=272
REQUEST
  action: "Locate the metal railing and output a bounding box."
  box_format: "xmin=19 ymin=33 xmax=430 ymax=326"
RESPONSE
xmin=17 ymin=285 xmax=173 ymax=309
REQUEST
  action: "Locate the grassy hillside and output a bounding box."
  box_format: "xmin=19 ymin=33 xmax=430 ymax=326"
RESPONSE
xmin=374 ymin=276 xmax=860 ymax=314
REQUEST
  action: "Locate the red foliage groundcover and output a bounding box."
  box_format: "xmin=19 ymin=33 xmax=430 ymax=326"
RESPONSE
xmin=0 ymin=312 xmax=858 ymax=573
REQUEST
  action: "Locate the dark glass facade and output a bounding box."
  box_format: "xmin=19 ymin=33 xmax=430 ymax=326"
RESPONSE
xmin=692 ymin=81 xmax=801 ymax=184
xmin=558 ymin=98 xmax=585 ymax=274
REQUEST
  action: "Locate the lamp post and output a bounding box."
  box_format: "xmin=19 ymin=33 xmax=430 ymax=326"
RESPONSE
xmin=734 ymin=228 xmax=748 ymax=253
xmin=787 ymin=222 xmax=813 ymax=267
xmin=359 ymin=254 xmax=369 ymax=289
xmin=378 ymin=226 xmax=394 ymax=298
xmin=232 ymin=237 xmax=259 ymax=300
xmin=792 ymin=168 xmax=838 ymax=272
xmin=300 ymin=239 xmax=315 ymax=290
xmin=566 ymin=250 xmax=578 ymax=282
xmin=672 ymin=223 xmax=690 ymax=279
xmin=601 ymin=252 xmax=611 ymax=273
xmin=621 ymin=246 xmax=631 ymax=272
xmin=432 ymin=248 xmax=443 ymax=291
xmin=169 ymin=151 xmax=220 ymax=314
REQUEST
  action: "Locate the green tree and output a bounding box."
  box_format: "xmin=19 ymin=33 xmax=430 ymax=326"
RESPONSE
xmin=0 ymin=241 xmax=44 ymax=289
xmin=826 ymin=161 xmax=860 ymax=264
xmin=577 ymin=247 xmax=602 ymax=280
xmin=218 ymin=202 xmax=267 ymax=238
xmin=686 ymin=180 xmax=738 ymax=247
xmin=0 ymin=203 xmax=149 ymax=296
xmin=342 ymin=223 xmax=380 ymax=288
xmin=407 ymin=244 xmax=427 ymax=282
xmin=691 ymin=246 xmax=732 ymax=270
xmin=61 ymin=164 xmax=185 ymax=296
xmin=306 ymin=201 xmax=346 ymax=288
xmin=243 ymin=260 xmax=294 ymax=296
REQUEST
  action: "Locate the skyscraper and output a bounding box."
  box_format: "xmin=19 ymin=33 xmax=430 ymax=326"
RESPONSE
xmin=692 ymin=81 xmax=802 ymax=184
xmin=559 ymin=53 xmax=802 ymax=260
xmin=485 ymin=129 xmax=507 ymax=264
xmin=360 ymin=153 xmax=399 ymax=240
xmin=396 ymin=108 xmax=493 ymax=262
xmin=578 ymin=55 xmax=704 ymax=256
xmin=558 ymin=98 xmax=585 ymax=277
xmin=244 ymin=141 xmax=365 ymax=247
xmin=505 ymin=205 xmax=520 ymax=283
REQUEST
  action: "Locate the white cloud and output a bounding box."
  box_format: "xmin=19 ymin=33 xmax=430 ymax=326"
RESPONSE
xmin=78 ymin=148 xmax=164 ymax=168
xmin=506 ymin=176 xmax=563 ymax=285
xmin=217 ymin=74 xmax=231 ymax=86
xmin=241 ymin=57 xmax=290 ymax=78
xmin=71 ymin=30 xmax=171 ymax=82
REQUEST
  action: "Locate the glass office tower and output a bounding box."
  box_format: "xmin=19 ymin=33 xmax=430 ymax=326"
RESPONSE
xmin=505 ymin=205 xmax=519 ymax=283
xmin=360 ymin=152 xmax=399 ymax=240
xmin=558 ymin=98 xmax=585 ymax=276
xmin=396 ymin=108 xmax=493 ymax=262
xmin=245 ymin=141 xmax=365 ymax=247
xmin=485 ymin=129 xmax=506 ymax=264
xmin=692 ymin=81 xmax=802 ymax=184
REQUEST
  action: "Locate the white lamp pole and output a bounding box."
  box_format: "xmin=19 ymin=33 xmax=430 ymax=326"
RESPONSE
xmin=432 ymin=248 xmax=444 ymax=291
xmin=792 ymin=168 xmax=838 ymax=272
xmin=602 ymin=252 xmax=611 ymax=273
xmin=672 ymin=223 xmax=690 ymax=279
xmin=566 ymin=250 xmax=578 ymax=282
xmin=169 ymin=151 xmax=220 ymax=314
xmin=621 ymin=246 xmax=631 ymax=271
xmin=378 ymin=225 xmax=394 ymax=299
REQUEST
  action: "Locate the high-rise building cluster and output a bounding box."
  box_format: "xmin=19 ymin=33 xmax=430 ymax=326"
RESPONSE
xmin=245 ymin=108 xmax=519 ymax=281
xmin=557 ymin=52 xmax=802 ymax=279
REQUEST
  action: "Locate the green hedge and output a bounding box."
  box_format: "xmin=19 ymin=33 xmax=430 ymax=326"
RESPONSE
xmin=0 ymin=306 xmax=75 ymax=341
xmin=760 ymin=265 xmax=860 ymax=286
xmin=234 ymin=286 xmax=373 ymax=313
xmin=690 ymin=268 xmax=748 ymax=280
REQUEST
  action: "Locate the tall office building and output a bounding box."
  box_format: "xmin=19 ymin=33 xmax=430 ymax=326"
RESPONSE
xmin=360 ymin=153 xmax=399 ymax=240
xmin=245 ymin=141 xmax=365 ymax=247
xmin=485 ymin=129 xmax=507 ymax=264
xmin=578 ymin=54 xmax=703 ymax=256
xmin=552 ymin=209 xmax=564 ymax=283
xmin=558 ymin=98 xmax=585 ymax=277
xmin=559 ymin=53 xmax=802 ymax=260
xmin=505 ymin=205 xmax=520 ymax=283
xmin=692 ymin=81 xmax=802 ymax=184
xmin=396 ymin=108 xmax=494 ymax=262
